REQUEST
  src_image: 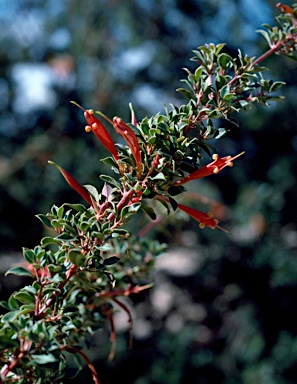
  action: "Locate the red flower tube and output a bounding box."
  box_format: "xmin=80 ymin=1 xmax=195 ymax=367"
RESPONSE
xmin=113 ymin=117 xmax=143 ymax=178
xmin=161 ymin=197 xmax=226 ymax=231
xmin=174 ymin=152 xmax=244 ymax=185
xmin=177 ymin=202 xmax=227 ymax=232
xmin=276 ymin=3 xmax=296 ymax=17
xmin=71 ymin=101 xmax=119 ymax=160
xmin=48 ymin=161 xmax=94 ymax=208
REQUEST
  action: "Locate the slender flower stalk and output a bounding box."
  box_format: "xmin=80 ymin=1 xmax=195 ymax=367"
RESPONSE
xmin=174 ymin=152 xmax=244 ymax=185
xmin=48 ymin=161 xmax=94 ymax=207
xmin=129 ymin=102 xmax=138 ymax=126
xmin=3 ymin=6 xmax=295 ymax=380
xmin=71 ymin=101 xmax=119 ymax=160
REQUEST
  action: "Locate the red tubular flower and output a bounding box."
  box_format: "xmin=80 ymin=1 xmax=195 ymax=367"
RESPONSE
xmin=276 ymin=3 xmax=296 ymax=17
xmin=71 ymin=101 xmax=119 ymax=160
xmin=48 ymin=161 xmax=94 ymax=208
xmin=174 ymin=152 xmax=244 ymax=185
xmin=177 ymin=202 xmax=227 ymax=232
xmin=113 ymin=117 xmax=143 ymax=178
xmin=160 ymin=197 xmax=227 ymax=231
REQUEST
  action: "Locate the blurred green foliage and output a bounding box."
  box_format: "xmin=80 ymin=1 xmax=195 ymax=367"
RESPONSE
xmin=1 ymin=0 xmax=297 ymax=383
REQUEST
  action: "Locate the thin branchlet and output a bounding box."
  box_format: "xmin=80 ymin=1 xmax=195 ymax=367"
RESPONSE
xmin=1 ymin=4 xmax=297 ymax=383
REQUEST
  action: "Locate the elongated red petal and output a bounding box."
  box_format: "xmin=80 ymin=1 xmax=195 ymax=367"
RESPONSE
xmin=177 ymin=202 xmax=220 ymax=230
xmin=71 ymin=101 xmax=119 ymax=160
xmin=174 ymin=152 xmax=244 ymax=185
xmin=85 ymin=111 xmax=119 ymax=160
xmin=48 ymin=161 xmax=94 ymax=207
xmin=113 ymin=117 xmax=143 ymax=177
xmin=160 ymin=197 xmax=226 ymax=231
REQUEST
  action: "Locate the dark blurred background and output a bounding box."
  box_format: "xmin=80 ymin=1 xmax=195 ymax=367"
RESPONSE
xmin=1 ymin=0 xmax=297 ymax=383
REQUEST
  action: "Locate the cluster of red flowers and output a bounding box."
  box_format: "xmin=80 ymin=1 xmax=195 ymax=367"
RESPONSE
xmin=51 ymin=103 xmax=243 ymax=232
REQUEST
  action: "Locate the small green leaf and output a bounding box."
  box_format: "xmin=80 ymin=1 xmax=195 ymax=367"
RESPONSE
xmin=223 ymin=93 xmax=234 ymax=101
xmin=57 ymin=205 xmax=64 ymax=219
xmin=35 ymin=247 xmax=45 ymax=260
xmin=97 ymin=243 xmax=114 ymax=251
xmin=8 ymin=294 xmax=20 ymax=310
xmin=214 ymin=128 xmax=227 ymax=139
xmin=168 ymin=186 xmax=186 ymax=196
xmin=22 ymin=248 xmax=36 ymax=263
xmin=101 ymin=156 xmax=118 ymax=167
xmin=68 ymin=249 xmax=85 ymax=267
xmin=31 ymin=354 xmax=58 ymax=364
xmin=43 ymin=287 xmax=59 ymax=296
xmin=103 ymin=272 xmax=116 ymax=288
xmin=261 ymin=23 xmax=273 ymax=31
xmin=111 ymin=229 xmax=129 ymax=237
xmin=63 ymin=203 xmax=87 ymax=213
xmin=84 ymin=184 xmax=100 ymax=202
xmin=14 ymin=292 xmax=35 ymax=304
xmin=120 ymin=203 xmax=141 ymax=219
xmin=104 ymin=256 xmax=121 ymax=266
xmin=238 ymin=100 xmax=250 ymax=108
xmin=194 ymin=66 xmax=204 ymax=80
xmin=79 ymin=221 xmax=90 ymax=232
xmin=269 ymin=81 xmax=285 ymax=92
xmin=5 ymin=266 xmax=33 ymax=278
xmin=0 ymin=333 xmax=19 ymax=348
xmin=23 ymin=285 xmax=37 ymax=295
xmin=51 ymin=205 xmax=59 ymax=216
xmin=217 ymin=53 xmax=233 ymax=69
xmin=50 ymin=219 xmax=62 ymax=229
xmin=141 ymin=204 xmax=157 ymax=220
xmin=33 ymin=281 xmax=41 ymax=291
xmin=47 ymin=264 xmax=62 ymax=273
xmin=143 ymin=186 xmax=155 ymax=198
xmin=208 ymin=110 xmax=222 ymax=119
xmin=92 ymin=231 xmax=104 ymax=240
xmin=0 ymin=301 xmax=10 ymax=310
xmin=56 ymin=233 xmax=77 ymax=241
xmin=176 ymin=88 xmax=193 ymax=100
xmin=169 ymin=197 xmax=178 ymax=212
xmin=41 ymin=237 xmax=61 ymax=247
xmin=19 ymin=304 xmax=35 ymax=314
xmin=36 ymin=214 xmax=52 ymax=228
xmin=256 ymin=29 xmax=272 ymax=45
xmin=216 ymin=74 xmax=228 ymax=89
xmin=151 ymin=172 xmax=166 ymax=180
xmin=220 ymin=84 xmax=234 ymax=100
xmin=1 ymin=310 xmax=21 ymax=323
xmin=99 ymin=175 xmax=121 ymax=188
xmin=215 ymin=43 xmax=226 ymax=55
xmin=156 ymin=198 xmax=171 ymax=215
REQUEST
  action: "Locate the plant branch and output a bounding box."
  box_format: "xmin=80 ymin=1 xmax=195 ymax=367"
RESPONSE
xmin=252 ymin=41 xmax=282 ymax=67
xmin=35 ymin=264 xmax=78 ymax=319
xmin=61 ymin=346 xmax=101 ymax=384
